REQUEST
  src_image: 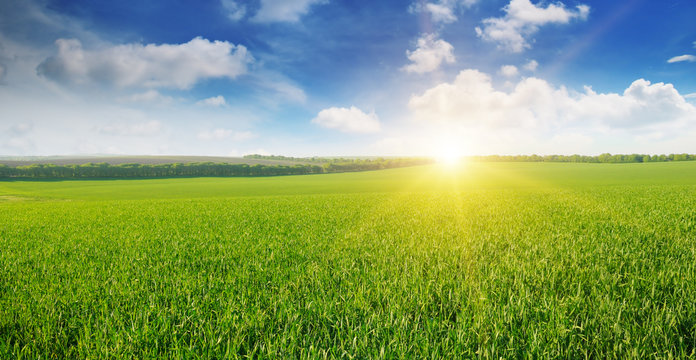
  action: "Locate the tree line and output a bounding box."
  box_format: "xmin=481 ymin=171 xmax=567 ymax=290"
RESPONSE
xmin=2 ymin=153 xmax=694 ymax=179
xmin=469 ymin=153 xmax=696 ymax=163
xmin=243 ymin=154 xmax=331 ymax=163
xmin=0 ymin=158 xmax=433 ymax=179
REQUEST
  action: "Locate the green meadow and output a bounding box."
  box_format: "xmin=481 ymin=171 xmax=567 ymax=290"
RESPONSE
xmin=2 ymin=162 xmax=696 ymax=358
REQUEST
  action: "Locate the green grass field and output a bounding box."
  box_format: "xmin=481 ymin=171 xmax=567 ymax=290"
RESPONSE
xmin=2 ymin=162 xmax=696 ymax=358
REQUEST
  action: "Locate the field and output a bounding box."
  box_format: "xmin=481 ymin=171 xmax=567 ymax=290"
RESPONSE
xmin=1 ymin=162 xmax=696 ymax=358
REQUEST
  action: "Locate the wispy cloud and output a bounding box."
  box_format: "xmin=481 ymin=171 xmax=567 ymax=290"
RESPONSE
xmin=667 ymin=54 xmax=696 ymax=63
xmin=197 ymin=129 xmax=255 ymax=141
xmin=3 ymin=122 xmax=35 ymax=152
xmin=476 ymin=0 xmax=589 ymax=53
xmin=118 ymin=90 xmax=173 ymax=104
xmin=221 ymin=0 xmax=246 ymax=21
xmin=99 ymin=120 xmax=163 ymax=136
xmin=196 ymin=95 xmax=227 ymax=107
xmin=409 ymin=0 xmax=478 ymax=25
xmin=251 ymin=0 xmax=327 ymax=23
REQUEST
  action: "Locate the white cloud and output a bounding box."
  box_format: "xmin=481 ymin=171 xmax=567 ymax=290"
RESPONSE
xmin=99 ymin=120 xmax=163 ymax=136
xmin=499 ymin=65 xmax=519 ymax=77
xmin=408 ymin=69 xmax=696 ymax=130
xmin=685 ymin=93 xmax=696 ymax=99
xmin=409 ymin=0 xmax=478 ymax=24
xmin=312 ymin=106 xmax=381 ymax=133
xmin=197 ymin=128 xmax=255 ymax=141
xmin=424 ymin=3 xmax=457 ymax=24
xmin=119 ymin=90 xmax=173 ymax=104
xmin=476 ymin=0 xmax=590 ymax=53
xmin=197 ymin=95 xmax=227 ymax=107
xmin=221 ymin=0 xmax=246 ymax=21
xmin=37 ymin=37 xmax=252 ymax=89
xmin=251 ymin=0 xmax=327 ymax=23
xmin=402 ymin=34 xmax=455 ymax=74
xmin=523 ymin=59 xmax=538 ymax=71
xmin=667 ymin=54 xmax=696 ymax=63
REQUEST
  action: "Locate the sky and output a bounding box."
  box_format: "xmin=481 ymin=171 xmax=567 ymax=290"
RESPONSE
xmin=0 ymin=0 xmax=695 ymax=157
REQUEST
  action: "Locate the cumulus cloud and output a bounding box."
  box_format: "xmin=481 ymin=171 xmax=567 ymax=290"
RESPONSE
xmin=196 ymin=95 xmax=227 ymax=107
xmin=667 ymin=54 xmax=696 ymax=63
xmin=408 ymin=69 xmax=696 ymax=129
xmin=251 ymin=0 xmax=327 ymax=23
xmin=37 ymin=37 xmax=252 ymax=89
xmin=524 ymin=59 xmax=538 ymax=71
xmin=499 ymin=65 xmax=519 ymax=77
xmin=402 ymin=34 xmax=455 ymax=74
xmin=409 ymin=0 xmax=478 ymax=24
xmin=312 ymin=106 xmax=381 ymax=133
xmin=197 ymin=129 xmax=255 ymax=141
xmin=476 ymin=0 xmax=589 ymax=53
xmin=221 ymin=0 xmax=246 ymax=21
xmin=99 ymin=120 xmax=163 ymax=136
xmin=685 ymin=93 xmax=696 ymax=99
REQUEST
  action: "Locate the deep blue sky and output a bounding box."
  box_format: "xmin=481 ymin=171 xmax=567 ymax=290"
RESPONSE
xmin=1 ymin=0 xmax=695 ymax=156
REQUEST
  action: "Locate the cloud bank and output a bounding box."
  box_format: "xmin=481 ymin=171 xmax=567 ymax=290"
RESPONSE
xmin=409 ymin=69 xmax=696 ymax=130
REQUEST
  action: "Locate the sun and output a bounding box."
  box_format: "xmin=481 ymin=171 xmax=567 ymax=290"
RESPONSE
xmin=434 ymin=143 xmax=465 ymax=167
xmin=436 ymin=151 xmax=461 ymax=166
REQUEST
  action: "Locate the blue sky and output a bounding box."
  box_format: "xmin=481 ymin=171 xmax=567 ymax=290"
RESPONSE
xmin=0 ymin=0 xmax=695 ymax=156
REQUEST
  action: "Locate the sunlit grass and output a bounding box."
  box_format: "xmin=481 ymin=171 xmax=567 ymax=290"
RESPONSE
xmin=2 ymin=162 xmax=696 ymax=358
